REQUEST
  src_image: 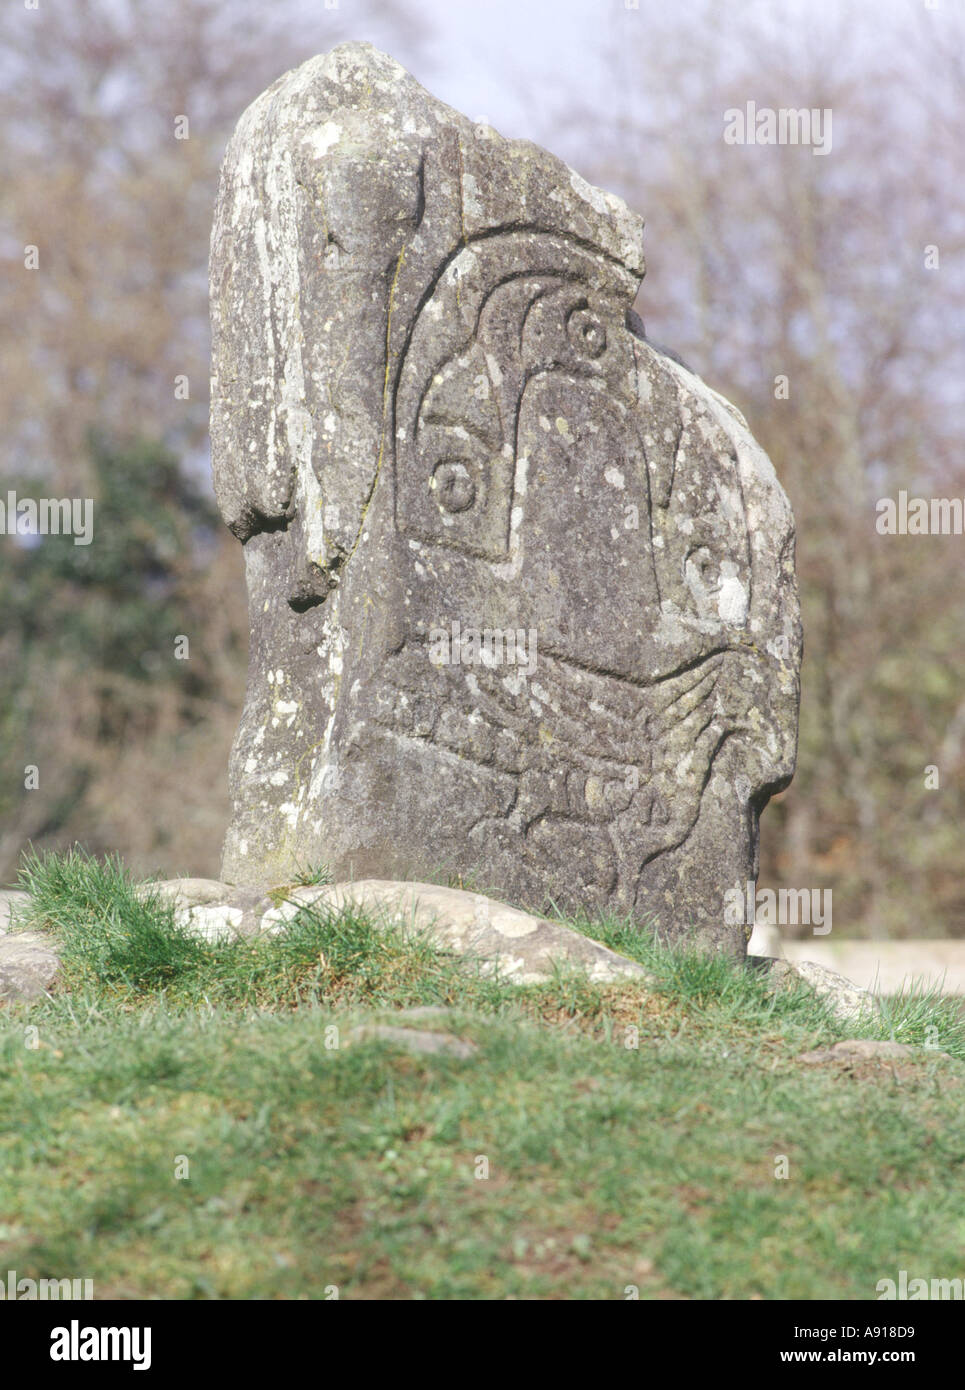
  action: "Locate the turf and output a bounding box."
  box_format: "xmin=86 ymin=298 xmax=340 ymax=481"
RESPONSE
xmin=1 ymin=848 xmax=962 ymax=1299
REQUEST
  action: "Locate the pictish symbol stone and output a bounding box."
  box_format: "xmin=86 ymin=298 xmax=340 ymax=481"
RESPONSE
xmin=209 ymin=42 xmax=802 ymax=954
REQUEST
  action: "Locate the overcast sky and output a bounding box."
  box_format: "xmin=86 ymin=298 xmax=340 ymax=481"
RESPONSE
xmin=337 ymin=0 xmax=923 ymax=163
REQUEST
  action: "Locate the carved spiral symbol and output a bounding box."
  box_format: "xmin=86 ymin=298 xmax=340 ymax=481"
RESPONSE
xmin=566 ymin=306 xmax=607 ymax=359
xmin=431 ymin=459 xmax=476 ymax=513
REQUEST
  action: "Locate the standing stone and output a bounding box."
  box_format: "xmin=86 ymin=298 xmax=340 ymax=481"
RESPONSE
xmin=210 ymin=42 xmax=801 ymax=954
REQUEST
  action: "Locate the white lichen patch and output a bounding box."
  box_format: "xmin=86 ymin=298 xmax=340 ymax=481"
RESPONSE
xmin=716 ymin=564 xmax=749 ymax=626
xmin=300 ymin=120 xmax=342 ymax=158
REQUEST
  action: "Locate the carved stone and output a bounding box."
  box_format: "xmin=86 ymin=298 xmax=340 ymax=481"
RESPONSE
xmin=210 ymin=42 xmax=801 ymax=954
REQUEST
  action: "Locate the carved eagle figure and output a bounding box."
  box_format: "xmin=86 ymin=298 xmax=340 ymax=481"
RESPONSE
xmin=389 ymin=230 xmax=777 ymax=907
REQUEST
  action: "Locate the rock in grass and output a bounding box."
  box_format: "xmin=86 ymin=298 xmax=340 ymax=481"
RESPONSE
xmin=0 ymin=890 xmax=31 ymax=936
xmin=210 ymin=41 xmax=801 ymax=955
xmin=757 ymin=956 xmax=879 ymax=1026
xmin=135 ymin=878 xmax=237 ymax=909
xmin=130 ymin=876 xmax=650 ymax=986
xmin=262 ymin=879 xmax=651 ymax=987
xmin=138 ymin=880 xmax=278 ymax=941
xmin=0 ymin=932 xmax=61 ymax=1003
xmin=345 ymin=1025 xmax=477 ymax=1059
xmin=131 ymin=876 xmax=648 ymax=987
xmin=173 ymin=903 xmax=245 ymax=945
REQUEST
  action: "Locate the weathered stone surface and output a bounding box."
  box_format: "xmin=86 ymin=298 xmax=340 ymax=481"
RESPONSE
xmin=137 ymin=880 xmax=278 ymax=940
xmin=0 ymin=933 xmax=61 ymax=1002
xmin=345 ymin=1024 xmax=477 ymax=1059
xmin=210 ymin=41 xmax=801 ymax=954
xmin=0 ymin=890 xmax=31 ymax=936
xmin=137 ymin=878 xmax=237 ymax=909
xmin=144 ymin=876 xmax=647 ymax=984
xmin=175 ymin=903 xmax=245 ymax=945
xmin=746 ymin=919 xmax=784 ymax=958
xmin=756 ymin=956 xmax=879 ymax=1026
xmin=257 ymin=884 xmax=331 ymax=934
xmin=264 ymin=879 xmax=651 ymax=985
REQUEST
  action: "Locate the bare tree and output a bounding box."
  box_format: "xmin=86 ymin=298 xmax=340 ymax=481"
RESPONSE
xmin=0 ymin=0 xmax=426 ymax=882
xmin=556 ymin=0 xmax=965 ymax=937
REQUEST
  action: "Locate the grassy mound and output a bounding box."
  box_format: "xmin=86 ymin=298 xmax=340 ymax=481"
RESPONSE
xmin=0 ymin=849 xmax=962 ymax=1299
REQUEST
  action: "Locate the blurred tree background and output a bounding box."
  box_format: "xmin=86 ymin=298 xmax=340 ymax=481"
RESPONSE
xmin=0 ymin=0 xmax=424 ymax=885
xmin=564 ymin=1 xmax=965 ymax=939
xmin=1 ymin=0 xmax=962 ymax=938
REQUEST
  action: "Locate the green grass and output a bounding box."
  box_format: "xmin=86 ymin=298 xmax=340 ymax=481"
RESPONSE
xmin=0 ymin=848 xmax=962 ymax=1299
xmin=551 ymin=901 xmax=965 ymax=1059
xmin=289 ymin=858 xmax=333 ymax=887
